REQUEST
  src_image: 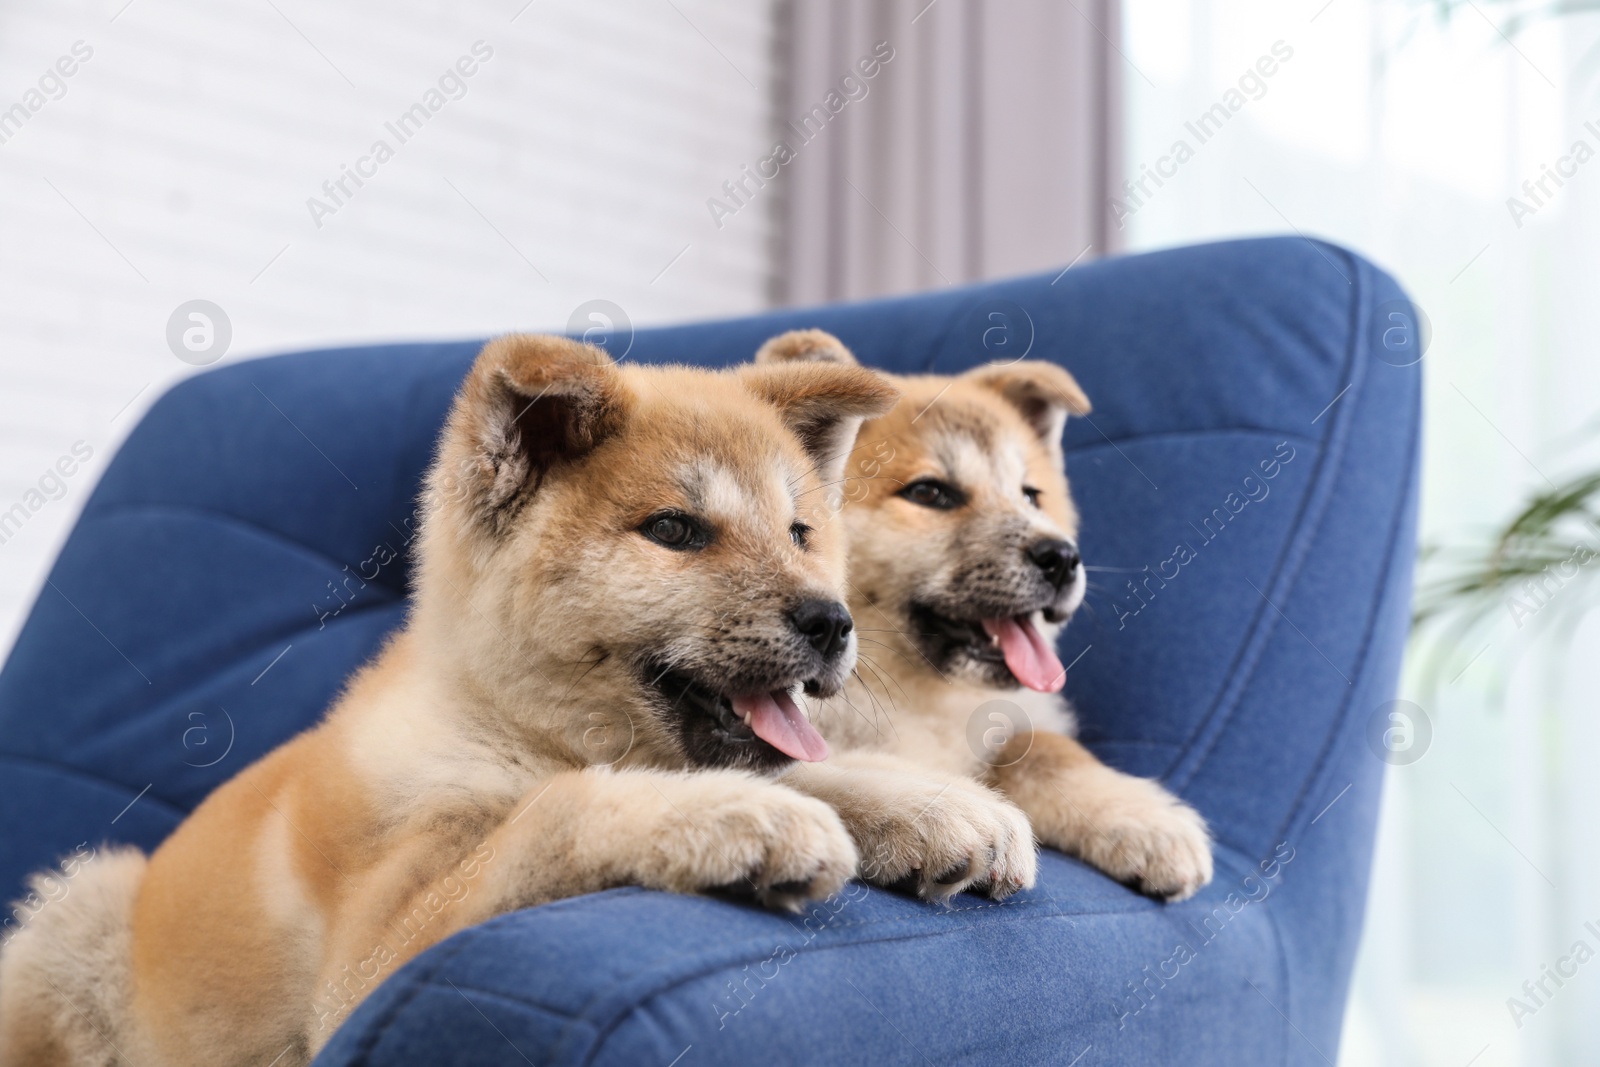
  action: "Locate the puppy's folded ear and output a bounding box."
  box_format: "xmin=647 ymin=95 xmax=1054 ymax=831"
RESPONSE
xmin=440 ymin=334 xmax=629 ymax=528
xmin=738 ymin=362 xmax=898 ymax=485
xmin=963 ymin=361 xmax=1091 ymax=465
xmin=753 ymin=329 xmax=860 ymax=367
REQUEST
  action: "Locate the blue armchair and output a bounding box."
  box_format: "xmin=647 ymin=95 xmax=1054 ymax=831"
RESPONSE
xmin=0 ymin=237 xmax=1419 ymax=1065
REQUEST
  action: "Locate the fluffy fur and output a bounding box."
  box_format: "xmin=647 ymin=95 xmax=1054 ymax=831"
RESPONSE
xmin=759 ymin=329 xmax=1214 ymax=903
xmin=0 ymin=850 xmax=146 ymax=1066
xmin=0 ymin=335 xmax=908 ymax=1065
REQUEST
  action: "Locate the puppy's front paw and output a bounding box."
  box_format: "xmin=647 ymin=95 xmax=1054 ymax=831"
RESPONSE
xmin=1032 ymin=768 xmax=1212 ymax=902
xmin=640 ymin=780 xmax=858 ymax=912
xmin=851 ymin=776 xmax=1037 ymax=904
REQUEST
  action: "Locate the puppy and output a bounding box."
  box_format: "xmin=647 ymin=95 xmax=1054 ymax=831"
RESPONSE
xmin=0 ymin=335 xmax=901 ymax=1066
xmin=762 ymin=330 xmax=1213 ymax=903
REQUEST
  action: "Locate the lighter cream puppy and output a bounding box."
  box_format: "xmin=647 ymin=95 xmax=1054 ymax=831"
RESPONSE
xmin=0 ymin=336 xmax=901 ymax=1066
xmin=761 ymin=330 xmax=1214 ymax=903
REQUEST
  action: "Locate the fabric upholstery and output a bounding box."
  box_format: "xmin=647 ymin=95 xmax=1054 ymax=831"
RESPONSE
xmin=0 ymin=236 xmax=1420 ymax=1065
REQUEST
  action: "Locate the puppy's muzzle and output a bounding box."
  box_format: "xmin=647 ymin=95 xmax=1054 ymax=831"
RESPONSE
xmin=1031 ymin=538 xmax=1085 ymax=624
xmin=1026 ymin=538 xmax=1081 ymax=591
xmin=788 ymin=598 xmax=853 ymax=662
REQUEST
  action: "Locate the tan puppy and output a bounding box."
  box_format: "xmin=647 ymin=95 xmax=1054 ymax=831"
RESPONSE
xmin=0 ymin=336 xmax=903 ymax=1066
xmin=762 ymin=330 xmax=1213 ymax=903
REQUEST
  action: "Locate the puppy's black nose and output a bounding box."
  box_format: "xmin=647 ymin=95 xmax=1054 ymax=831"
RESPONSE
xmin=789 ymin=599 xmax=854 ymax=660
xmin=1027 ymin=539 xmax=1081 ymax=590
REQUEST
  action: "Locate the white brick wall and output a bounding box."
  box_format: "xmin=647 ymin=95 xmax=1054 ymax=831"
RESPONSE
xmin=0 ymin=0 xmax=780 ymax=655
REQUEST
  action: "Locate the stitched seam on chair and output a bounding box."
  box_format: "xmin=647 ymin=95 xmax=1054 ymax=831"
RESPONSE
xmin=23 ymin=578 xmax=402 ymax=781
xmin=1272 ymin=377 xmax=1420 ymax=847
xmin=405 ymin=894 xmax=1141 ymax=1052
xmin=331 ymin=884 xmax=1244 ymax=1057
xmin=75 ymin=504 xmax=410 ymax=595
xmin=551 ymin=897 xmax=1066 ymax=1053
xmin=1168 ymin=252 xmax=1367 ymax=783
xmin=573 ymin=901 xmax=1098 ymax=1064
xmin=390 ymin=980 xmax=601 ymax=1042
xmin=1063 ymin=425 xmax=1321 ymax=455
xmin=1166 ymin=242 xmax=1371 ymax=796
xmin=0 ymin=751 xmax=188 ymax=820
xmin=1234 ymin=250 xmax=1414 ymax=1056
xmin=60 ymin=600 xmax=405 ymax=799
xmin=576 ymin=891 xmax=1265 ymax=1065
xmin=1263 ymin=893 xmax=1293 ymax=1066
xmin=343 ymin=926 xmax=484 ymax=1067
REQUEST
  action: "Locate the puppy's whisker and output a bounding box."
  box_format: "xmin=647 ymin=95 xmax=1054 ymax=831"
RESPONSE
xmin=1078 ymin=594 xmax=1113 ymax=617
xmin=850 ymin=664 xmax=889 ymax=722
xmin=855 ymin=656 xmax=915 ymax=718
xmin=856 ymin=640 xmax=932 ymax=688
xmin=847 ymin=591 xmax=954 ymax=683
xmin=851 ymin=667 xmax=900 ymax=740
xmin=853 ymin=655 xmax=904 ymax=719
xmin=855 ymin=643 xmax=911 ymax=687
xmin=839 ymin=677 xmax=888 ymax=739
xmin=841 ymin=576 xmax=932 ymax=651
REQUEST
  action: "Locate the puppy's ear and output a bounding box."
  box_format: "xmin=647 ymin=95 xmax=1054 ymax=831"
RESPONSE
xmin=442 ymin=334 xmax=629 ymax=527
xmin=753 ymin=329 xmax=860 ymax=367
xmin=738 ymin=362 xmax=898 ymax=485
xmin=963 ymin=361 xmax=1091 ymax=464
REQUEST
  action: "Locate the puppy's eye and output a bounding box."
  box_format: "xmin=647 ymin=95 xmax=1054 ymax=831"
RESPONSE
xmin=790 ymin=522 xmax=812 ymax=549
xmin=900 ymin=479 xmax=964 ymax=510
xmin=1023 ymin=486 xmax=1042 ymax=508
xmin=640 ymin=512 xmax=705 ymax=550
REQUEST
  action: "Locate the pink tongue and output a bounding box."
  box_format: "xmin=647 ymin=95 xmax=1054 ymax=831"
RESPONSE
xmin=982 ymin=616 xmax=1066 ymax=693
xmin=731 ymin=689 xmax=829 ymax=762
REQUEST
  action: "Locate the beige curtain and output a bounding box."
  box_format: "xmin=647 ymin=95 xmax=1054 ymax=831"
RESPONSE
xmin=771 ymin=0 xmax=1122 ymax=305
